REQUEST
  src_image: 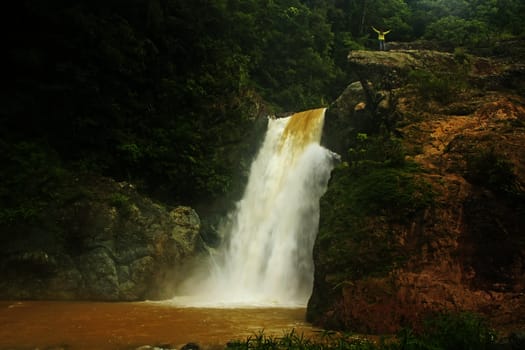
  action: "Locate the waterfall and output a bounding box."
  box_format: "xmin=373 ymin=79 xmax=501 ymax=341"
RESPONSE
xmin=173 ymin=108 xmax=337 ymax=307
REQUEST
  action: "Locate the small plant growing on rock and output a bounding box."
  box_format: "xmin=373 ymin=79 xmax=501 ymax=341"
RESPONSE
xmin=109 ymin=192 xmax=133 ymax=216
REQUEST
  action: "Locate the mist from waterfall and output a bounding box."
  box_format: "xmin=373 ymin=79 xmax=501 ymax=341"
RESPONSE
xmin=172 ymin=108 xmax=337 ymax=307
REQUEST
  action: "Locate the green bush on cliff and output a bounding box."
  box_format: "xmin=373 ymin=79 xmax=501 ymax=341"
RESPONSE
xmin=348 ymin=166 xmax=433 ymax=217
xmin=466 ymin=148 xmax=521 ymax=197
xmin=109 ymin=192 xmax=134 ymax=217
xmin=317 ymin=130 xmax=435 ymax=281
xmin=347 ymin=134 xmax=406 ymax=168
xmin=408 ymin=69 xmax=468 ymax=104
xmin=318 ymin=159 xmax=434 ymax=281
xmin=344 ymin=133 xmax=433 ymax=218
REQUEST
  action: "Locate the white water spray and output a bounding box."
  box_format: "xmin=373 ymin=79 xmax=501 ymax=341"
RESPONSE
xmin=173 ymin=108 xmax=337 ymax=307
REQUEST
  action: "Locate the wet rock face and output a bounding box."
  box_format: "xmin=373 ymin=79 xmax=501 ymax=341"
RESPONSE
xmin=0 ymin=176 xmax=202 ymax=301
xmin=309 ymin=44 xmax=525 ymax=334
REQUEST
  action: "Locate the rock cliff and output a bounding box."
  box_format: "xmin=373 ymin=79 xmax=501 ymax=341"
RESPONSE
xmin=310 ymin=43 xmax=525 ymax=334
xmin=0 ymin=175 xmax=202 ymax=301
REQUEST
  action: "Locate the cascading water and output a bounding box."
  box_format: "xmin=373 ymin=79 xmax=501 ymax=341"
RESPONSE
xmin=173 ymin=108 xmax=337 ymax=307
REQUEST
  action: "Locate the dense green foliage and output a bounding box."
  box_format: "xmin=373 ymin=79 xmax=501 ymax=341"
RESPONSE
xmin=226 ymin=312 xmax=496 ymax=350
xmin=0 ymin=141 xmax=69 ymax=224
xmin=317 ymin=131 xmax=434 ymax=281
xmin=466 ymin=148 xmax=522 ymax=197
xmin=2 ymin=0 xmax=524 ymax=217
xmin=409 ymin=0 xmax=524 ymax=40
xmin=408 ymin=69 xmax=468 ymax=104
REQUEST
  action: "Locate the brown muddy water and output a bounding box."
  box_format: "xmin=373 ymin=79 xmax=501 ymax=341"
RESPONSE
xmin=0 ymin=301 xmax=320 ymax=349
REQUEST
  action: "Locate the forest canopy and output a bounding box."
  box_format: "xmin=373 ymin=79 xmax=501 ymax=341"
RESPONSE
xmin=1 ymin=0 xmax=524 ymax=212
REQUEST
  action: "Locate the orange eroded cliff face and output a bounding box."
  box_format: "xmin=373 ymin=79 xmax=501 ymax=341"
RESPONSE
xmin=309 ymin=46 xmax=525 ymax=334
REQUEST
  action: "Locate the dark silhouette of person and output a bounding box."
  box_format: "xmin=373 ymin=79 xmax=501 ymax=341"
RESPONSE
xmin=372 ymin=26 xmax=391 ymax=51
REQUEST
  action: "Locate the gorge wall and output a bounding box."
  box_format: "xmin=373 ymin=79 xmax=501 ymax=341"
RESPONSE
xmin=308 ymin=42 xmax=525 ymax=334
xmin=0 ymin=175 xmax=203 ymax=301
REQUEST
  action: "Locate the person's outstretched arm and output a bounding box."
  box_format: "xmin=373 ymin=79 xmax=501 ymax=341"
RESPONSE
xmin=372 ymin=26 xmax=380 ymax=33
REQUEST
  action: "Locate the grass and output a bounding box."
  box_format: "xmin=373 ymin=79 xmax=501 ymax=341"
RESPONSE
xmin=226 ymin=312 xmax=497 ymax=350
xmin=226 ymin=329 xmax=379 ymax=350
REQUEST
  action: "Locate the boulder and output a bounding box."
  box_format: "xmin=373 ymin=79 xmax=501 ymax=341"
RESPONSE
xmin=0 ymin=175 xmax=203 ymax=301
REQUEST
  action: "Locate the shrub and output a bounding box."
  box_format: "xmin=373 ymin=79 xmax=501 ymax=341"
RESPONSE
xmin=466 ymin=149 xmax=520 ymax=196
xmin=347 ymin=166 xmax=434 ymax=218
xmin=408 ymin=69 xmax=467 ymax=104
